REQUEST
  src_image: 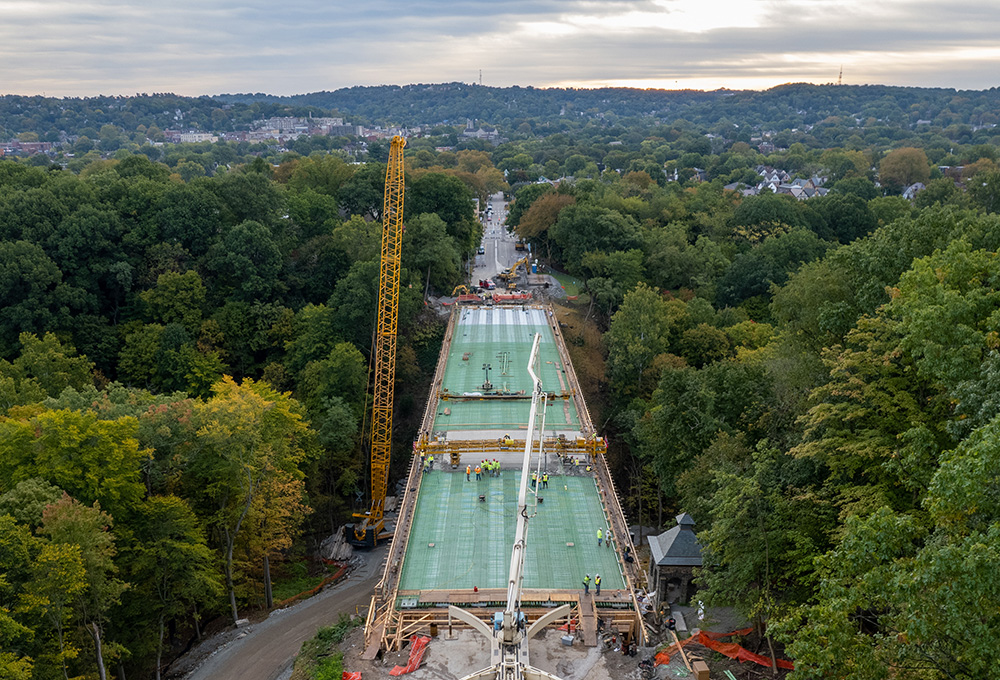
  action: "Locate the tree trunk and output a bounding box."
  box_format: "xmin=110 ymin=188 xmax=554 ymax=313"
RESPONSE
xmin=424 ymin=264 xmax=431 ymax=300
xmin=91 ymin=621 xmax=107 ymax=680
xmin=156 ymin=614 xmax=164 ymax=680
xmin=766 ymin=633 xmax=778 ymax=677
xmin=56 ymin=621 xmax=69 ymax=680
xmin=225 ymin=469 xmax=257 ymax=625
xmin=118 ymin=660 xmax=127 ymax=680
xmin=225 ymin=527 xmax=239 ymax=624
xmin=635 ymin=462 xmax=643 ymax=544
xmin=193 ymin=603 xmax=201 ymax=640
xmin=263 ymin=553 xmax=273 ymax=609
xmin=584 ymin=292 xmax=596 ymax=325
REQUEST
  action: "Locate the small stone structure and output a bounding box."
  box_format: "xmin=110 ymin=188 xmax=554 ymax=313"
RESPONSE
xmin=647 ymin=513 xmax=702 ymax=608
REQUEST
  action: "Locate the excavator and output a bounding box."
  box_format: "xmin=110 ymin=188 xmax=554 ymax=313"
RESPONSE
xmin=497 ymin=256 xmax=531 ymax=289
xmin=347 ymin=135 xmax=406 ymax=548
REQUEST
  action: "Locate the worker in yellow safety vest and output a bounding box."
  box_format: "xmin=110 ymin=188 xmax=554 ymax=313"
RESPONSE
xmin=542 ymin=472 xmax=548 ymax=489
xmin=428 ymin=454 xmax=434 ymax=470
xmin=530 ymin=471 xmax=537 ymax=489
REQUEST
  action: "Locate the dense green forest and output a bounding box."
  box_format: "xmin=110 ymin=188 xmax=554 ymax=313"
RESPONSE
xmin=0 ymin=150 xmax=484 ymax=679
xmin=2 ymin=86 xmax=1000 ymax=679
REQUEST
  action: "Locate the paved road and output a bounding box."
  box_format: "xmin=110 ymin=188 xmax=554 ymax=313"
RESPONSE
xmin=472 ymin=192 xmax=523 ymax=283
xmin=184 ymin=548 xmax=386 ymax=680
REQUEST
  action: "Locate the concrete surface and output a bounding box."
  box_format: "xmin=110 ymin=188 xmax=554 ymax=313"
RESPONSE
xmin=399 ymin=471 xmax=625 ymax=592
xmin=339 ymin=627 xmax=625 ymax=680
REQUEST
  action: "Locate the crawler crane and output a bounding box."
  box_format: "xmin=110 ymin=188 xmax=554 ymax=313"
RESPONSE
xmin=348 ymin=135 xmax=406 ymax=547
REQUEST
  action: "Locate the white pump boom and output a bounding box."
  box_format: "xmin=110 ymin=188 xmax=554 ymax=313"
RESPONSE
xmin=450 ymin=333 xmax=569 ymax=680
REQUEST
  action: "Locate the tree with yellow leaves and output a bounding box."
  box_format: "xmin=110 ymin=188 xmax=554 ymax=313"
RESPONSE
xmin=185 ymin=376 xmax=312 ymax=623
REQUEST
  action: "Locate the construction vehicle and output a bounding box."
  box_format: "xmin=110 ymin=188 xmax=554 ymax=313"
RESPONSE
xmin=450 ymin=334 xmax=568 ymax=680
xmin=452 ymin=285 xmax=471 ymax=296
xmin=497 ymin=256 xmax=531 ymax=285
xmin=347 ymin=135 xmax=406 ymax=548
xmin=514 ymin=241 xmax=527 ymax=251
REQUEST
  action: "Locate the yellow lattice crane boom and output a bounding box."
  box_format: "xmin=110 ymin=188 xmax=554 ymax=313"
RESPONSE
xmin=351 ymin=135 xmax=406 ymax=547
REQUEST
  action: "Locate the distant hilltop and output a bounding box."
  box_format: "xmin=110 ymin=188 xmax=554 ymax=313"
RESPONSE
xmin=2 ymin=81 xmax=999 ymax=142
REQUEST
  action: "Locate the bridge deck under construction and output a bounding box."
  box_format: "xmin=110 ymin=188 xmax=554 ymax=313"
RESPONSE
xmin=431 ymin=306 xmax=581 ymax=434
xmin=363 ymin=304 xmax=644 ymax=656
xmin=399 ymin=471 xmax=624 ymax=591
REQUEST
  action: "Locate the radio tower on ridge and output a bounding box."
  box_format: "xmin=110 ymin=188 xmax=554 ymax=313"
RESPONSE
xmin=838 ymin=65 xmax=843 ymax=86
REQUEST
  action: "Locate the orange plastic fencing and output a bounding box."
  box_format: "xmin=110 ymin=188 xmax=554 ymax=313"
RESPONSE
xmin=274 ymin=565 xmax=348 ymax=609
xmin=653 ymin=635 xmax=695 ymax=665
xmin=388 ymin=635 xmax=431 ymax=675
xmin=558 ymin=618 xmax=578 ymax=632
xmin=342 ymin=673 xmax=362 ymax=680
xmin=654 ymin=628 xmax=794 ymax=671
xmin=701 ymin=627 xmax=753 ymax=640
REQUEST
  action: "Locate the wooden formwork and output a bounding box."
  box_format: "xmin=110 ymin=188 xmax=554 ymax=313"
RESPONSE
xmin=373 ymin=589 xmax=641 ymax=652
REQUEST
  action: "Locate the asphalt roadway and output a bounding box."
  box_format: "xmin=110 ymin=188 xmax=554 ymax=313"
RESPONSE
xmin=183 ymin=546 xmax=387 ymax=680
xmin=473 ymin=192 xmax=522 ymax=283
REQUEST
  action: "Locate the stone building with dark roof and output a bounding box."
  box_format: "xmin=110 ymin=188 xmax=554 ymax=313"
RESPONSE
xmin=647 ymin=512 xmax=702 ymax=608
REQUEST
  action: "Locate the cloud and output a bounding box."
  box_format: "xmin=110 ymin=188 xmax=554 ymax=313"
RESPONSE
xmin=0 ymin=0 xmax=996 ymax=95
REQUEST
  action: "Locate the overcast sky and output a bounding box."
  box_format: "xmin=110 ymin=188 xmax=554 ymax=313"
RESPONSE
xmin=1 ymin=0 xmax=997 ymax=97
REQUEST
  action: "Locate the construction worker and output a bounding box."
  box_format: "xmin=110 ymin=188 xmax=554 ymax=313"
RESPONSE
xmin=530 ymin=471 xmax=537 ymax=489
xmin=494 ymin=459 xmax=500 ymax=476
xmin=582 ymin=573 xmax=590 ymax=595
xmin=542 ymin=472 xmax=548 ymax=489
xmin=428 ymin=454 xmax=434 ymax=470
xmin=597 ymin=528 xmax=603 ymax=547
xmin=475 ymin=464 xmax=482 ymax=481
xmin=595 ymin=574 xmax=601 ymax=596
xmin=466 ymin=464 xmax=471 ymax=481
xmin=606 ymin=528 xmax=613 ymax=547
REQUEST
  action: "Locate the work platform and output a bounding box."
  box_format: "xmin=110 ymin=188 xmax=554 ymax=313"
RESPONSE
xmin=363 ymin=305 xmax=644 ymax=656
xmin=430 ymin=306 xmax=582 ymax=435
xmin=400 ymin=471 xmax=624 ymax=591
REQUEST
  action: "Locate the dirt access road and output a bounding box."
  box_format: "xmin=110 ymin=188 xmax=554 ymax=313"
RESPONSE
xmin=178 ymin=547 xmax=386 ymax=680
